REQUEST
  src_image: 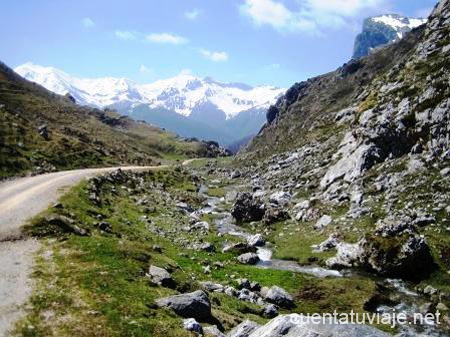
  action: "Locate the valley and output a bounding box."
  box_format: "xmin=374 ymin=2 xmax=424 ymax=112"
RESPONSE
xmin=1 ymin=0 xmax=450 ymax=336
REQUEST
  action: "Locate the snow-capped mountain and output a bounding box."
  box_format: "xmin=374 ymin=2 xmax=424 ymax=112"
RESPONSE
xmin=15 ymin=63 xmax=284 ymax=120
xmin=353 ymin=14 xmax=427 ymax=58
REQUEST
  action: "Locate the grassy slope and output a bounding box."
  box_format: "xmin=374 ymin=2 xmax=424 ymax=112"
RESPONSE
xmin=0 ymin=62 xmax=205 ymax=179
xmin=16 ymin=167 xmax=387 ymax=337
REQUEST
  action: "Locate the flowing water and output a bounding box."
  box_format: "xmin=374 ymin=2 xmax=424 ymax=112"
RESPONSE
xmin=197 ymin=186 xmax=447 ymax=336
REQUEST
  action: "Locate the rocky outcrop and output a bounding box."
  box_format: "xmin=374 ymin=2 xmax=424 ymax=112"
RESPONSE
xmin=359 ymin=234 xmax=436 ymax=280
xmin=155 ymin=290 xmax=211 ymax=320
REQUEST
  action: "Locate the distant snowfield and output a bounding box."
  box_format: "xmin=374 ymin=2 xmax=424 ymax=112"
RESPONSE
xmin=15 ymin=63 xmax=285 ymax=120
xmin=371 ymin=15 xmax=427 ymax=39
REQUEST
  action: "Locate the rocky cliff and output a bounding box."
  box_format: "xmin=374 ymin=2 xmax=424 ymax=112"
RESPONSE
xmin=240 ymin=0 xmax=450 ymax=290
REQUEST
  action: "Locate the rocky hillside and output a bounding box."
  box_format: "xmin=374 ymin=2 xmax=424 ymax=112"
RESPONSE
xmin=353 ymin=14 xmax=427 ymax=58
xmin=225 ymin=0 xmax=450 ymax=331
xmin=0 ymin=62 xmax=227 ymax=179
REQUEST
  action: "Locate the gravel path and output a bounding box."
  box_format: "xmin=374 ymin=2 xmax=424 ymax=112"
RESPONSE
xmin=0 ymin=165 xmax=165 ymax=336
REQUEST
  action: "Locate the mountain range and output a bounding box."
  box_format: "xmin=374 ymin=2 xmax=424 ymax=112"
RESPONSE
xmin=15 ymin=63 xmax=285 ymax=147
xmin=353 ymin=14 xmax=427 ymax=58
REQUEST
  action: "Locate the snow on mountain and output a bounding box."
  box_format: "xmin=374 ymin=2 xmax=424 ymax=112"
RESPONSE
xmin=14 ymin=63 xmax=285 ymax=120
xmin=353 ymin=14 xmax=427 ymax=58
xmin=371 ymin=14 xmax=427 ymax=39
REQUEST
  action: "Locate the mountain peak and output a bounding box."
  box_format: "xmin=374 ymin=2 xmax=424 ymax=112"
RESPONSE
xmin=353 ymin=14 xmax=427 ymax=58
xmin=14 ymin=63 xmax=285 ymax=120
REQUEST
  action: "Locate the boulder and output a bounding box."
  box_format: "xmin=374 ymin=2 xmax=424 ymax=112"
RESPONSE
xmin=262 ymin=304 xmax=279 ymax=318
xmin=313 ymin=234 xmax=339 ymax=252
xmin=237 ymin=253 xmax=260 ymax=265
xmin=359 ymin=235 xmax=436 ymax=280
xmin=228 ymin=320 xmax=260 ymax=337
xmin=231 ymin=193 xmax=265 ymax=223
xmin=269 ymin=191 xmax=292 ymax=206
xmin=246 ymin=314 xmax=390 ymax=337
xmin=262 ymin=208 xmax=290 ymax=225
xmin=326 ymin=242 xmax=362 ymax=269
xmin=223 ymin=242 xmax=256 ymax=254
xmin=264 ymin=286 xmax=294 ymax=309
xmin=314 ymin=215 xmax=332 ymax=230
xmin=44 ymin=215 xmax=89 ymax=236
xmin=183 ymin=318 xmax=203 ymax=334
xmin=155 ymin=290 xmax=211 ymax=320
xmin=148 ymin=265 xmax=175 ymax=288
xmin=247 ymin=234 xmax=265 ymax=247
xmin=201 ymin=282 xmax=224 ymax=293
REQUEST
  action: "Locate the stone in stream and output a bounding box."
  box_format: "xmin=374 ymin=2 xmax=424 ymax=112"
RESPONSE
xmin=227 ymin=320 xmax=260 ymax=337
xmin=155 ymin=290 xmax=211 ymax=320
xmin=148 ymin=265 xmax=175 ymax=288
xmin=359 ymin=234 xmax=436 ymax=280
xmin=183 ymin=318 xmax=203 ymax=334
xmin=264 ymin=286 xmax=295 ymax=309
xmin=247 ymin=234 xmax=265 ymax=247
xmin=222 ymin=242 xmax=256 ymax=254
xmin=326 ymin=242 xmax=362 ymax=269
xmin=231 ymin=193 xmax=266 ymax=223
xmin=237 ymin=253 xmax=260 ymax=265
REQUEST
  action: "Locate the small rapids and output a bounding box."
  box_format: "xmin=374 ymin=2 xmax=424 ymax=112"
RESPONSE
xmin=196 ymin=186 xmax=448 ymax=336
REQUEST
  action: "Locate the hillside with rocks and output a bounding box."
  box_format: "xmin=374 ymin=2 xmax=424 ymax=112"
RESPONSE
xmin=0 ymin=62 xmax=228 ymax=179
xmin=5 ymin=0 xmax=450 ymax=337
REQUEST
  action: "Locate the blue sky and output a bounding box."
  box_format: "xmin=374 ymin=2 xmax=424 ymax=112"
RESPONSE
xmin=0 ymin=0 xmax=437 ymax=88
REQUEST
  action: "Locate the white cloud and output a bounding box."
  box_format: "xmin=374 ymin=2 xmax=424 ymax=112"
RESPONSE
xmin=82 ymin=17 xmax=95 ymax=28
xmin=115 ymin=30 xmax=137 ymax=40
xmin=240 ymin=0 xmax=385 ymax=33
xmin=140 ymin=65 xmax=153 ymax=74
xmin=185 ymin=9 xmax=202 ymax=20
xmin=146 ymin=33 xmax=188 ymax=45
xmin=200 ymin=49 xmax=229 ymax=62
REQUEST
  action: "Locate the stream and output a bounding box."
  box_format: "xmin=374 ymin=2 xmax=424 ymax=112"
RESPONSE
xmin=196 ymin=186 xmax=447 ymax=336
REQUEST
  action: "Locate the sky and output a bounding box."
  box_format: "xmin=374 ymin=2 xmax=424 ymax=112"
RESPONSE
xmin=0 ymin=0 xmax=438 ymax=88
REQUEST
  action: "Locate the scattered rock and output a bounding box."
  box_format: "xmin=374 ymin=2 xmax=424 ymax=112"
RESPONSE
xmin=183 ymin=318 xmax=203 ymax=334
xmin=148 ymin=265 xmax=175 ymax=288
xmin=227 ymin=320 xmax=260 ymax=337
xmin=261 ymin=304 xmax=279 ymax=318
xmin=237 ymin=253 xmax=260 ymax=265
xmin=231 ymin=193 xmax=265 ymax=223
xmin=314 ymin=215 xmax=332 ymax=230
xmin=247 ymin=234 xmax=265 ymax=247
xmin=269 ymin=191 xmax=292 ymax=206
xmin=264 ymin=286 xmax=294 ymax=309
xmin=44 ymin=215 xmax=89 ymax=236
xmin=155 ymin=290 xmax=211 ymax=320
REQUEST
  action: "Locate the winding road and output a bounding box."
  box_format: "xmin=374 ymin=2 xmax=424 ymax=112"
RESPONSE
xmin=0 ymin=162 xmax=196 ymax=336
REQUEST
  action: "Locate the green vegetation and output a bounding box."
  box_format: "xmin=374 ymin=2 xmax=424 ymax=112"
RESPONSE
xmin=17 ymin=167 xmax=385 ymax=336
xmin=0 ymin=62 xmax=210 ymax=179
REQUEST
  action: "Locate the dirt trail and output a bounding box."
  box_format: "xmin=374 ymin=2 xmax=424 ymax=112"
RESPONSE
xmin=0 ymin=163 xmax=192 ymax=336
